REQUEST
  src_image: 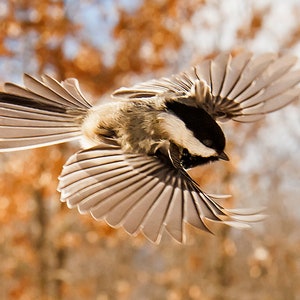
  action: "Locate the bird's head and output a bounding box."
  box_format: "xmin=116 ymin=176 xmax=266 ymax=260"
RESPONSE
xmin=160 ymin=100 xmax=229 ymax=169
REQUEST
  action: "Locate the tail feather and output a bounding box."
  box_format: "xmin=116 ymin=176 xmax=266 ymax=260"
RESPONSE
xmin=0 ymin=74 xmax=92 ymax=151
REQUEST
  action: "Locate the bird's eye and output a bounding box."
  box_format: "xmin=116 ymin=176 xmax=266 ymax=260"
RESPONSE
xmin=202 ymin=139 xmax=213 ymax=147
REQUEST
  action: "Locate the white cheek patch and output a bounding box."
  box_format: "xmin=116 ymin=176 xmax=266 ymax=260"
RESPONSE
xmin=158 ymin=112 xmax=217 ymax=157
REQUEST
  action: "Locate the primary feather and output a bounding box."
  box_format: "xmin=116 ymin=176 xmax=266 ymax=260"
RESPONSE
xmin=113 ymin=52 xmax=300 ymax=122
xmin=58 ymin=138 xmax=264 ymax=243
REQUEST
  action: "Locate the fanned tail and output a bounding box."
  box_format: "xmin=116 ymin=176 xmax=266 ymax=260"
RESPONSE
xmin=0 ymin=74 xmax=92 ymax=151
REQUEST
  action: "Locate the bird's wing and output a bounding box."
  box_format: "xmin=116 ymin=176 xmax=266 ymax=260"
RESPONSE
xmin=58 ymin=137 xmax=264 ymax=244
xmin=112 ymin=52 xmax=300 ymax=122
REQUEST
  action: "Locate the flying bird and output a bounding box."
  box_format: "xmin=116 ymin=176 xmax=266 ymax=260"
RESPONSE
xmin=0 ymin=52 xmax=299 ymax=243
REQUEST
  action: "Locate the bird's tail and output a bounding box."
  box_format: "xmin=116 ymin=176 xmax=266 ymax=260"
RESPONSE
xmin=0 ymin=74 xmax=92 ymax=151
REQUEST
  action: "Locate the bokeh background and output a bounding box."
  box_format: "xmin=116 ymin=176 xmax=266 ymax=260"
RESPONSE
xmin=0 ymin=0 xmax=300 ymax=299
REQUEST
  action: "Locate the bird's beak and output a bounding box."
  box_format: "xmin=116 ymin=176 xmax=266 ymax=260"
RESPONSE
xmin=218 ymin=151 xmax=229 ymax=161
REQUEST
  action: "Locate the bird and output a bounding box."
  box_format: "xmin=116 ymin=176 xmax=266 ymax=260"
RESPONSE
xmin=0 ymin=51 xmax=299 ymax=243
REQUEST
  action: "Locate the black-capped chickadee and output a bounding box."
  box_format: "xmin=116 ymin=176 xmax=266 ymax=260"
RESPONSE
xmin=0 ymin=52 xmax=299 ymax=243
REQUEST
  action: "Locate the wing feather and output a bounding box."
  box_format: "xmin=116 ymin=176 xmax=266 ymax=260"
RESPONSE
xmin=121 ymin=179 xmax=168 ymax=236
xmin=112 ymin=52 xmax=300 ymax=122
xmin=140 ymin=176 xmax=178 ymax=243
xmin=210 ymin=53 xmax=230 ymax=97
xmin=183 ymin=186 xmax=212 ymax=233
xmin=226 ymin=53 xmax=277 ymax=100
xmin=164 ymin=181 xmax=185 ymax=242
xmin=219 ymin=52 xmax=253 ymax=98
xmin=58 ymin=138 xmax=264 ymax=243
xmin=194 ymin=59 xmax=212 ymax=88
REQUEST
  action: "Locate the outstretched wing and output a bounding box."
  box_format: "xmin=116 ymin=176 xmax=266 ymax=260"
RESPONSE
xmin=113 ymin=52 xmax=300 ymax=122
xmin=58 ymin=138 xmax=264 ymax=244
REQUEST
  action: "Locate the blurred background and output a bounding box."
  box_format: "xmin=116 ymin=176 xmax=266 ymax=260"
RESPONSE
xmin=0 ymin=0 xmax=300 ymax=299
